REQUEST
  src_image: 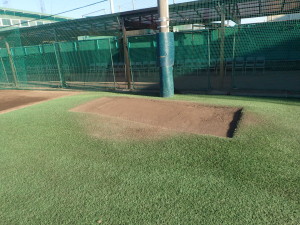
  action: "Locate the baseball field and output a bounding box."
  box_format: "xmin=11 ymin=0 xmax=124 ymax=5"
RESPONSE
xmin=0 ymin=90 xmax=299 ymax=224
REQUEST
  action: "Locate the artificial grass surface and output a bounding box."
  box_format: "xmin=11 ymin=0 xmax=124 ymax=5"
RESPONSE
xmin=0 ymin=92 xmax=299 ymax=224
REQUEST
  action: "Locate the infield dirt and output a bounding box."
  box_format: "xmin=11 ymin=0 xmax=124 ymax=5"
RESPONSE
xmin=71 ymin=97 xmax=243 ymax=138
xmin=1 ymin=91 xmax=244 ymax=138
xmin=0 ymin=90 xmax=77 ymax=114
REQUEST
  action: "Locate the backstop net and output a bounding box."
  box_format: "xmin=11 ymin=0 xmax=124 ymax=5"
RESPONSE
xmin=0 ymin=0 xmax=299 ymax=94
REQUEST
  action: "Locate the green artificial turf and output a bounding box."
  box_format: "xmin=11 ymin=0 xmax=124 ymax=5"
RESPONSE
xmin=0 ymin=92 xmax=299 ymax=224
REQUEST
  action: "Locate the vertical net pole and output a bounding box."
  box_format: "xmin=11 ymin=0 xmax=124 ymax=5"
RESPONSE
xmin=232 ymin=26 xmax=237 ymax=89
xmin=0 ymin=56 xmax=9 ymax=84
xmin=219 ymin=3 xmax=226 ymax=90
xmin=53 ymin=43 xmax=66 ymax=88
xmin=108 ymin=38 xmax=116 ymax=90
xmin=5 ymin=42 xmax=18 ymax=87
xmin=127 ymin=40 xmax=135 ymax=89
xmin=121 ymin=19 xmax=133 ymax=90
xmin=207 ymin=29 xmax=211 ymax=90
xmin=109 ymin=0 xmax=115 ymax=14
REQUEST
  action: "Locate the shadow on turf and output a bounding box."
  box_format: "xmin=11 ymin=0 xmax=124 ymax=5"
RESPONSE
xmin=227 ymin=108 xmax=243 ymax=138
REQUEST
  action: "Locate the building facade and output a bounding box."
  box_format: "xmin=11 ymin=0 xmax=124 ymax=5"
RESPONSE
xmin=0 ymin=7 xmax=70 ymax=29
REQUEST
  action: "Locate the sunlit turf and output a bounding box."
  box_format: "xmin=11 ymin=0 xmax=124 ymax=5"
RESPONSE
xmin=0 ymin=92 xmax=299 ymax=224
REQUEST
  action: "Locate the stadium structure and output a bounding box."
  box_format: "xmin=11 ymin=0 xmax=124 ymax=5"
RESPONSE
xmin=0 ymin=0 xmax=299 ymax=96
xmin=0 ymin=7 xmax=70 ymax=29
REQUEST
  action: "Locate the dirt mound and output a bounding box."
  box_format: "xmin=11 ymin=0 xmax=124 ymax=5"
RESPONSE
xmin=71 ymin=97 xmax=242 ymax=138
xmin=0 ymin=90 xmax=77 ymax=114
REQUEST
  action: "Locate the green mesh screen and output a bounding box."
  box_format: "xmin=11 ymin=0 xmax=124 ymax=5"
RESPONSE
xmin=127 ymin=20 xmax=300 ymax=92
xmin=128 ymin=35 xmax=159 ymax=90
xmin=0 ymin=34 xmax=123 ymax=90
xmin=0 ymin=28 xmax=27 ymax=89
xmin=0 ymin=0 xmax=299 ymax=94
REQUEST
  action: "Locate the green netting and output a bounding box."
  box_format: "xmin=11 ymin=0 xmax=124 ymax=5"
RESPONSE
xmin=0 ymin=36 xmax=122 ymax=90
xmin=128 ymin=35 xmax=159 ymax=90
xmin=128 ymin=20 xmax=300 ymax=92
xmin=0 ymin=29 xmax=26 ymax=88
xmin=0 ymin=0 xmax=299 ymax=94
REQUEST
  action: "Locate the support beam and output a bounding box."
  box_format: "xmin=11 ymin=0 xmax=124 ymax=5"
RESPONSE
xmin=123 ymin=19 xmax=157 ymax=30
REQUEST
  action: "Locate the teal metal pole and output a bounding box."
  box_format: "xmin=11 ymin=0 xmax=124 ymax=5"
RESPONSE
xmin=157 ymin=0 xmax=174 ymax=98
xmin=157 ymin=32 xmax=175 ymax=97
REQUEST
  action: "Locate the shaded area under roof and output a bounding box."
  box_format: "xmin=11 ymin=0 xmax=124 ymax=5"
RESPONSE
xmin=1 ymin=0 xmax=300 ymax=45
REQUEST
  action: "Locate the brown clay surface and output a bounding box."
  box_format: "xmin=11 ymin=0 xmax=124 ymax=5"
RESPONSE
xmin=0 ymin=90 xmax=78 ymax=114
xmin=72 ymin=97 xmax=242 ymax=138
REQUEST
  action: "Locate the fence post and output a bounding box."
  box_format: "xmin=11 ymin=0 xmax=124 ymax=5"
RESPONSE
xmin=219 ymin=3 xmax=226 ymax=90
xmin=0 ymin=56 xmax=9 ymax=84
xmin=5 ymin=42 xmax=18 ymax=87
xmin=207 ymin=29 xmax=211 ymax=90
xmin=121 ymin=19 xmax=133 ymax=90
xmin=53 ymin=42 xmax=66 ymax=88
xmin=231 ymin=26 xmax=237 ymax=89
xmin=108 ymin=38 xmax=116 ymax=89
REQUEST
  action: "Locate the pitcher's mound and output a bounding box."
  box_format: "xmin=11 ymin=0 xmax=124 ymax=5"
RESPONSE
xmin=71 ymin=97 xmax=242 ymax=138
